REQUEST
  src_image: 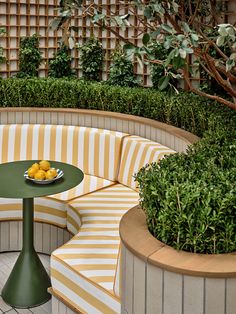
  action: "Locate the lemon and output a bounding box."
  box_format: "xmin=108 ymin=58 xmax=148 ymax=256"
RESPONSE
xmin=39 ymin=160 xmax=50 ymax=171
xmin=31 ymin=163 xmax=39 ymax=171
xmin=34 ymin=170 xmax=46 ymax=180
xmin=50 ymin=168 xmax=57 ymax=177
xmin=45 ymin=168 xmax=57 ymax=180
xmin=28 ymin=167 xmax=37 ymax=178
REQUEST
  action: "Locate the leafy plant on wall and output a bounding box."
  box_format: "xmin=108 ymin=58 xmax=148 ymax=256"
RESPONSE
xmin=48 ymin=44 xmax=74 ymax=78
xmin=0 ymin=28 xmax=6 ymax=70
xmin=80 ymin=38 xmax=103 ymax=81
xmin=151 ymin=42 xmax=181 ymax=93
xmin=107 ymin=46 xmax=139 ymax=87
xmin=17 ymin=34 xmax=42 ymax=78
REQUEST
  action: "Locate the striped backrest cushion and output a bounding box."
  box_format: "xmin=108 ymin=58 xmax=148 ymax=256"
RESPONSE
xmin=0 ymin=124 xmax=126 ymax=181
xmin=117 ymin=136 xmax=176 ymax=190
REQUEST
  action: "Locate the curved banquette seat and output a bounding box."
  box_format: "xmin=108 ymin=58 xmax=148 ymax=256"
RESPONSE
xmin=0 ymin=109 xmax=198 ymax=314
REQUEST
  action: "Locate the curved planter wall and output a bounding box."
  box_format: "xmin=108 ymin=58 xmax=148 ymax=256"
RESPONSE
xmin=0 ymin=107 xmax=198 ymax=153
xmin=120 ymin=206 xmax=236 ymax=314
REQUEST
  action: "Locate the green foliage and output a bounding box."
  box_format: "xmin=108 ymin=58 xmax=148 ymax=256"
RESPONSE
xmin=200 ymin=26 xmax=235 ymax=95
xmin=0 ymin=78 xmax=232 ymax=137
xmin=48 ymin=45 xmax=74 ymax=78
xmin=17 ymin=34 xmax=42 ymax=78
xmin=217 ymin=24 xmax=236 ymax=72
xmin=0 ymin=28 xmax=6 ymax=67
xmin=151 ymin=43 xmax=166 ymax=88
xmin=135 ymin=125 xmax=236 ymax=254
xmin=107 ymin=47 xmax=139 ymax=87
xmin=52 ymin=0 xmax=236 ymax=108
xmin=151 ymin=42 xmax=180 ymax=92
xmin=80 ymin=38 xmax=103 ymax=81
xmin=92 ymin=0 xmax=235 ymax=108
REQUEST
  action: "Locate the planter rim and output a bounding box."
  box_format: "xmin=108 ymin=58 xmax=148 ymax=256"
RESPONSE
xmin=120 ymin=206 xmax=236 ymax=278
xmin=0 ymin=107 xmax=199 ymax=145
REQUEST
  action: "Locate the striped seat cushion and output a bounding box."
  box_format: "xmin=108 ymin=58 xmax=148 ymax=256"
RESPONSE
xmin=0 ymin=175 xmax=115 ymax=230
xmin=0 ymin=197 xmax=67 ymax=228
xmin=48 ymin=174 xmax=115 ymax=202
xmin=118 ymin=135 xmax=176 ymax=190
xmin=51 ymin=184 xmax=139 ymax=313
xmin=0 ymin=124 xmax=126 ymax=181
xmin=67 ymin=183 xmax=139 ymax=235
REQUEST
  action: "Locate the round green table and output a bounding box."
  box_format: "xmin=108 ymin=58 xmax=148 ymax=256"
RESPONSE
xmin=0 ymin=160 xmax=84 ymax=308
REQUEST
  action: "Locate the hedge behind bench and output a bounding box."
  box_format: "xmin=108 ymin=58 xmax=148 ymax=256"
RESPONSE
xmin=0 ymin=78 xmax=236 ymax=254
xmin=0 ymin=78 xmax=234 ymax=137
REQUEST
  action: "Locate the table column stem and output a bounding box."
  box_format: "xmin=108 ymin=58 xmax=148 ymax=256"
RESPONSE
xmin=22 ymin=198 xmax=34 ymax=252
xmin=2 ymin=197 xmax=51 ymax=308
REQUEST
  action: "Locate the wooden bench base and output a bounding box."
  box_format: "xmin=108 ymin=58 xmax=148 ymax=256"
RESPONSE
xmin=0 ymin=220 xmax=71 ymax=255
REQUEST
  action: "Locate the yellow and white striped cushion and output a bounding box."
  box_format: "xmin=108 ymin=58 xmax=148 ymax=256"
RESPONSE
xmin=67 ymin=183 xmax=139 ymax=235
xmin=0 ymin=197 xmax=67 ymax=228
xmin=118 ymin=135 xmax=176 ymax=190
xmin=51 ymin=184 xmax=139 ymax=313
xmin=0 ymin=124 xmax=126 ymax=181
xmin=51 ymin=255 xmax=121 ymax=314
xmin=48 ymin=174 xmax=115 ymax=202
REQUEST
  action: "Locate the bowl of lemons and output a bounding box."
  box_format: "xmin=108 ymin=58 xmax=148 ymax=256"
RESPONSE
xmin=24 ymin=160 xmax=64 ymax=184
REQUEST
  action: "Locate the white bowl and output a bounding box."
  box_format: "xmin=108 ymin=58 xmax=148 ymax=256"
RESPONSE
xmin=24 ymin=169 xmax=64 ymax=184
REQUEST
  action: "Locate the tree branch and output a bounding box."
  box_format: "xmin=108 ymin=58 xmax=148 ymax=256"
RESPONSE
xmin=185 ymin=75 xmax=236 ymax=110
xmin=188 ymin=0 xmax=201 ymax=25
xmin=203 ymin=53 xmax=236 ymax=97
xmin=199 ymin=30 xmax=228 ymax=61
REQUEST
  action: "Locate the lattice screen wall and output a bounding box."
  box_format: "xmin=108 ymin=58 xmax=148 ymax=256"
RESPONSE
xmin=0 ymin=0 xmax=148 ymax=84
xmin=0 ymin=0 xmax=235 ymax=86
xmin=0 ymin=0 xmax=60 ymax=78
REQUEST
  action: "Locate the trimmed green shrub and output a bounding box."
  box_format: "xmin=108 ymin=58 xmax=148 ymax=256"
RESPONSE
xmin=135 ymin=126 xmax=236 ymax=254
xmin=17 ymin=34 xmax=42 ymax=78
xmin=107 ymin=47 xmax=139 ymax=87
xmin=80 ymin=38 xmax=103 ymax=81
xmin=0 ymin=78 xmax=235 ymax=254
xmin=0 ymin=78 xmax=231 ymax=137
xmin=48 ymin=45 xmax=74 ymax=78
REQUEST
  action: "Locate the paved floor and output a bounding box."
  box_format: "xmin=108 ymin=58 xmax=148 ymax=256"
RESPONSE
xmin=0 ymin=252 xmax=51 ymax=314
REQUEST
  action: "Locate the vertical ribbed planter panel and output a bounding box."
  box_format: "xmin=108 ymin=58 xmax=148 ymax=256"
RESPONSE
xmin=120 ymin=206 xmax=236 ymax=314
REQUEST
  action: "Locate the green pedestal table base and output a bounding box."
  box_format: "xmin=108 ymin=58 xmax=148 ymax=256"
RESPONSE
xmin=1 ymin=250 xmax=51 ymax=308
xmin=2 ymin=198 xmax=51 ymax=308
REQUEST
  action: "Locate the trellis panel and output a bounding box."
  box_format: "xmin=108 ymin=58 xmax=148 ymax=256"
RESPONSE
xmin=0 ymin=0 xmax=235 ymax=87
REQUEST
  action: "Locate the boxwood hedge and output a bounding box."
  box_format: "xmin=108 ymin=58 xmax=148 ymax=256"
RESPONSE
xmin=0 ymin=78 xmax=235 ymax=253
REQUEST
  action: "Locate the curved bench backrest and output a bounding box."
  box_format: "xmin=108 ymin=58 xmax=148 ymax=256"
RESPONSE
xmin=0 ymin=124 xmax=126 ymax=181
xmin=118 ymin=135 xmax=176 ymax=190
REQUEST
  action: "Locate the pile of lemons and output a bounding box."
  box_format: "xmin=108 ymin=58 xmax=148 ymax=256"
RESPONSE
xmin=27 ymin=160 xmax=57 ymax=180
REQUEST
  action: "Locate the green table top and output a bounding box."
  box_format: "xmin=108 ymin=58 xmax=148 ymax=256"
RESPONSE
xmin=0 ymin=160 xmax=84 ymax=199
